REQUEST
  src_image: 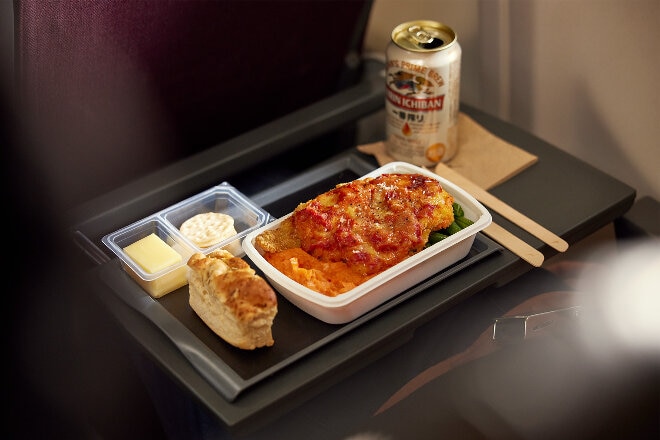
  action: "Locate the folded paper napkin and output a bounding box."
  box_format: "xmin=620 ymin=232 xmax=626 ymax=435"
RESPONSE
xmin=357 ymin=112 xmax=538 ymax=190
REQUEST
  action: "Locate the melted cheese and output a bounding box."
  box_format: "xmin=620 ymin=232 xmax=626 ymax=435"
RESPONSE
xmin=291 ymin=173 xmax=454 ymax=277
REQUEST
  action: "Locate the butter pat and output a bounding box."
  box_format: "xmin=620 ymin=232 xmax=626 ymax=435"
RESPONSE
xmin=124 ymin=233 xmax=182 ymax=274
xmin=121 ymin=233 xmax=188 ymax=298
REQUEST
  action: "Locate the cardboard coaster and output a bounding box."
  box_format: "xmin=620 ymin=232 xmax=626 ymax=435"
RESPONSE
xmin=357 ymin=112 xmax=538 ymax=190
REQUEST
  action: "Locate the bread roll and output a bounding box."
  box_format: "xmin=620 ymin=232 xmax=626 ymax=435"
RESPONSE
xmin=187 ymin=249 xmax=277 ymax=350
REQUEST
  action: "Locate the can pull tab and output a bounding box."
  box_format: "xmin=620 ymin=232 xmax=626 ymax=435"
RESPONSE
xmin=408 ymin=25 xmax=444 ymax=49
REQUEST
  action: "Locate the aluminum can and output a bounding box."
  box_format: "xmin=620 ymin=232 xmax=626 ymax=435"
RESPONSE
xmin=385 ymin=20 xmax=461 ymax=165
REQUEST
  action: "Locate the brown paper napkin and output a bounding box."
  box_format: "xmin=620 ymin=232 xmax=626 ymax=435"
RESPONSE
xmin=357 ymin=112 xmax=538 ymax=190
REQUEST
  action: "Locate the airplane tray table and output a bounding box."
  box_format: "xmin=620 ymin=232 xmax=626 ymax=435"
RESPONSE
xmin=76 ymin=103 xmax=637 ymax=435
xmin=88 ymin=153 xmax=501 ymax=402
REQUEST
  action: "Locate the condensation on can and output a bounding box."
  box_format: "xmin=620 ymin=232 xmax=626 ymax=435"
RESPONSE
xmin=385 ymin=20 xmax=461 ymax=166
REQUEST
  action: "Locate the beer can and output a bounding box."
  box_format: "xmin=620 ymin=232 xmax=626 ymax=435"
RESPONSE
xmin=385 ymin=20 xmax=461 ymax=165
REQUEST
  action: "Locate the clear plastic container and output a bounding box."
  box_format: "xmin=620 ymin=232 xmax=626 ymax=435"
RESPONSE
xmin=103 ymin=182 xmax=270 ymax=298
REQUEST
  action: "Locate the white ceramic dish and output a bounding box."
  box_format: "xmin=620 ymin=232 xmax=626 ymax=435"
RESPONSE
xmin=242 ymin=162 xmax=492 ymax=324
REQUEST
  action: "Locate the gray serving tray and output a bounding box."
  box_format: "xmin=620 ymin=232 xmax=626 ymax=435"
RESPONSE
xmin=90 ymin=153 xmax=501 ymax=401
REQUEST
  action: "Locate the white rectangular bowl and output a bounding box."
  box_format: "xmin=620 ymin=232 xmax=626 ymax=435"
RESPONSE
xmin=243 ymin=162 xmax=492 ymax=324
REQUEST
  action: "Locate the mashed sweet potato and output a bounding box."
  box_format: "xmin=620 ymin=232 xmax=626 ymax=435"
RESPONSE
xmin=265 ymin=248 xmax=374 ymax=297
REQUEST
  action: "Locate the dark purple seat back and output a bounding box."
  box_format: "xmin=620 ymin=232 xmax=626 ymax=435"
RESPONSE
xmin=13 ymin=0 xmax=372 ymax=205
